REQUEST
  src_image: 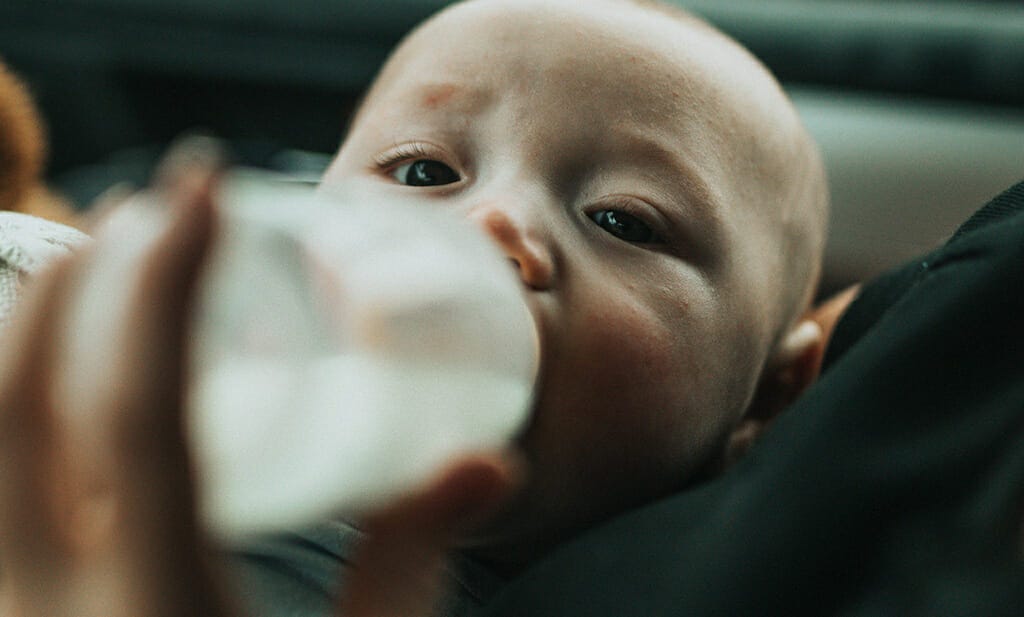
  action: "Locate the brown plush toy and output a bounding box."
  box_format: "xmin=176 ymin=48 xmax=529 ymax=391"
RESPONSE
xmin=0 ymin=59 xmax=81 ymax=228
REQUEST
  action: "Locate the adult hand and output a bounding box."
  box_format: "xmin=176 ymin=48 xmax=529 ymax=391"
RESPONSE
xmin=0 ymin=158 xmax=519 ymax=617
xmin=0 ymin=166 xmax=234 ymax=617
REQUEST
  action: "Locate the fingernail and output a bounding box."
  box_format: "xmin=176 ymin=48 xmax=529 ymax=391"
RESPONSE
xmin=452 ymin=455 xmax=523 ymax=532
xmin=153 ymin=133 xmax=229 ymax=192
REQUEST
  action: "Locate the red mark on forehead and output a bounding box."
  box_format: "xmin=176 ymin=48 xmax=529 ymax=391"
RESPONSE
xmin=421 ymin=83 xmax=460 ymax=109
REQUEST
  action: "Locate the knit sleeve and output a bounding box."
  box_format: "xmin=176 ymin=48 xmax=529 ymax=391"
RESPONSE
xmin=0 ymin=211 xmax=89 ymax=327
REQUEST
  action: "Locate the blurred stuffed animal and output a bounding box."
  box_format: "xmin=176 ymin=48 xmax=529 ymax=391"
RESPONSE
xmin=0 ymin=59 xmax=80 ymax=227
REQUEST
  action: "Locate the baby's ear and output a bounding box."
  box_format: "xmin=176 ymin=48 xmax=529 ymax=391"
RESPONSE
xmin=722 ymin=317 xmax=825 ymax=468
xmin=723 ymin=286 xmax=861 ymax=467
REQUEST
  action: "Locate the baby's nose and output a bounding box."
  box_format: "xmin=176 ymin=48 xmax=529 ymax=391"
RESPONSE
xmin=468 ymin=206 xmax=554 ymax=290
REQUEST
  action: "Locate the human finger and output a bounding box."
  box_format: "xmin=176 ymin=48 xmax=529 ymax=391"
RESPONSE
xmin=0 ymin=254 xmax=80 ymax=590
xmin=99 ymin=166 xmax=220 ymax=573
xmin=78 ymin=182 xmax=135 ymax=235
xmin=339 ymin=452 xmax=522 ymax=617
xmin=62 ymin=165 xmax=235 ymax=616
xmin=0 ymin=164 xmax=231 ymax=616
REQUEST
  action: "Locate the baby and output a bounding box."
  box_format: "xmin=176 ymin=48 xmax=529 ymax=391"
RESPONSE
xmin=320 ymin=0 xmax=829 ymax=573
xmin=0 ymin=0 xmax=831 ymax=615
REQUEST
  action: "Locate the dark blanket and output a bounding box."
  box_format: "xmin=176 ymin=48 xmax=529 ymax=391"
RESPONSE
xmin=484 ymin=181 xmax=1024 ymax=616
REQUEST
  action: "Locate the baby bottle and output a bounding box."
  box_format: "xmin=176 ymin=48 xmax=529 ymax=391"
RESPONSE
xmin=185 ymin=171 xmax=539 ymax=541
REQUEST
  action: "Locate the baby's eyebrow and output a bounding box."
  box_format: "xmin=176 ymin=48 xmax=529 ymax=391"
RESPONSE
xmin=615 ymin=131 xmax=720 ymax=227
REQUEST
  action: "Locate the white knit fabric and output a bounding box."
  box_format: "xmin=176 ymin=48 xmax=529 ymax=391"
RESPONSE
xmin=0 ymin=212 xmax=89 ymax=328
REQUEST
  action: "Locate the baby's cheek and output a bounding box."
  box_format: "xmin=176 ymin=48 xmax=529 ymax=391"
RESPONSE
xmin=565 ymin=298 xmax=707 ymax=436
xmin=513 ymin=294 xmax=729 ymax=529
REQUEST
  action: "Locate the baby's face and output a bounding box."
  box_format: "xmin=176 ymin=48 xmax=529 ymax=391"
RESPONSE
xmin=323 ymin=0 xmax=810 ymax=562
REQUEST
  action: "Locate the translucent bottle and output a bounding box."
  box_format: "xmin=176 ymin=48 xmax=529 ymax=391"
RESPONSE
xmin=186 ymin=171 xmax=539 ymax=541
xmin=70 ymin=170 xmax=538 ymax=542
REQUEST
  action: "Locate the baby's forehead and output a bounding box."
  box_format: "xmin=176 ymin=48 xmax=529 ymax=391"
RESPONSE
xmin=376 ymin=7 xmax=725 ymax=121
xmin=398 ymin=3 xmax=705 ymax=70
xmin=354 ymin=0 xmax=803 ymax=207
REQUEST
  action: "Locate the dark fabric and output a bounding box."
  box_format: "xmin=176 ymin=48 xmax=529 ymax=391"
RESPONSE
xmin=951 ymin=180 xmax=1024 ymax=243
xmin=823 ymin=179 xmax=1024 ymax=370
xmin=483 ymin=181 xmax=1024 ymax=616
xmin=227 ymin=520 xmax=502 ymax=617
xmin=227 ymin=522 xmax=354 ymax=617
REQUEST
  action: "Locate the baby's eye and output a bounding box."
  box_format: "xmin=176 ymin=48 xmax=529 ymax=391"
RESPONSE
xmin=391 ymin=160 xmax=460 ymax=187
xmin=589 ymin=210 xmax=660 ymax=244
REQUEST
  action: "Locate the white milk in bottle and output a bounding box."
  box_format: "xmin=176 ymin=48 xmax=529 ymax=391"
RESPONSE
xmin=190 ymin=172 xmax=539 ymax=541
xmin=71 ymin=170 xmax=538 ymax=543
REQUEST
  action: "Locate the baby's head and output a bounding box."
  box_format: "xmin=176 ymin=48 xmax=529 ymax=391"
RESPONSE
xmin=321 ymin=0 xmax=829 ymax=568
